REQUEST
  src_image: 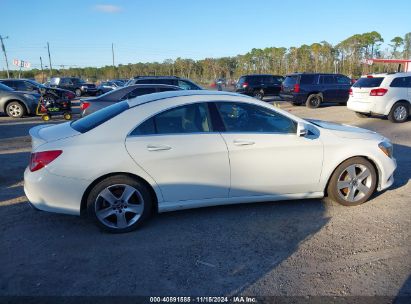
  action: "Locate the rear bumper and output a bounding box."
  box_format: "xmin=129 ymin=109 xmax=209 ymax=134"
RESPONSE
xmin=347 ymin=98 xmax=391 ymax=115
xmin=24 ymin=167 xmax=88 ymax=216
xmin=279 ymin=93 xmax=306 ymax=104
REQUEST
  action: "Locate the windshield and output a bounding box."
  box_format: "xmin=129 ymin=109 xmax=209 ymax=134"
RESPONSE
xmin=0 ymin=83 xmax=14 ymax=91
xmin=26 ymin=79 xmax=45 ymax=88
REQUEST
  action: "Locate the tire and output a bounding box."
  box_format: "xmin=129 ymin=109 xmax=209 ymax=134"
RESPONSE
xmin=253 ymin=90 xmax=264 ymax=100
xmin=306 ymin=94 xmax=322 ymax=109
xmin=63 ymin=112 xmax=72 ymax=120
xmin=6 ymin=101 xmax=26 ymax=118
xmin=355 ymin=112 xmax=370 ymax=118
xmin=86 ymin=175 xmax=153 ymax=233
xmin=388 ymin=102 xmax=409 ymax=123
xmin=327 ymin=157 xmax=377 ymax=206
xmin=41 ymin=114 xmax=50 ymax=121
xmin=75 ymin=88 xmax=82 ymax=97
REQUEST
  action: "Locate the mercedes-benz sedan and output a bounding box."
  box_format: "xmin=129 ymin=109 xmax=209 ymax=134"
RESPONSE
xmin=24 ymin=91 xmax=396 ymax=233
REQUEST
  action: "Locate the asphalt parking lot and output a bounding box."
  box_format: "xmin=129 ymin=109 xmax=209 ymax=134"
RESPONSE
xmin=0 ymin=99 xmax=410 ymax=299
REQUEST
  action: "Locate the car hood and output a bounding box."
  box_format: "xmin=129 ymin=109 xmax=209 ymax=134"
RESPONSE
xmin=307 ymin=119 xmax=384 ymax=140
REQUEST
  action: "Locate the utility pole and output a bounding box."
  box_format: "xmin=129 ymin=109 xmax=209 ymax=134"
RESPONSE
xmin=112 ymin=43 xmax=115 ymax=67
xmin=47 ymin=42 xmax=52 ymax=76
xmin=0 ymin=35 xmax=10 ymax=78
xmin=40 ymin=56 xmax=44 ymax=83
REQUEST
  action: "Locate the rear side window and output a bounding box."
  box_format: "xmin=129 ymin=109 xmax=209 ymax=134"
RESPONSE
xmin=390 ymin=77 xmax=411 ymax=88
xmin=300 ymin=75 xmax=318 ymax=85
xmin=353 ymin=77 xmax=384 ymax=88
xmin=283 ymin=76 xmax=298 ymax=86
xmin=125 ymin=88 xmax=156 ymax=99
xmin=319 ymin=75 xmax=335 ymax=84
xmin=71 ymin=101 xmax=129 ymax=133
xmin=335 ymin=75 xmax=351 ymax=85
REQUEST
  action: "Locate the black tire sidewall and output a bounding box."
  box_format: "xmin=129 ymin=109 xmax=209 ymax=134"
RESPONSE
xmin=253 ymin=90 xmax=264 ymax=100
xmin=86 ymin=175 xmax=153 ymax=233
xmin=327 ymin=157 xmax=377 ymax=206
xmin=306 ymin=94 xmax=322 ymax=109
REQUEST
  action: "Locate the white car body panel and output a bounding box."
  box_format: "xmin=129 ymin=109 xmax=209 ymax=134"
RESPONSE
xmin=24 ymin=90 xmax=397 ymax=216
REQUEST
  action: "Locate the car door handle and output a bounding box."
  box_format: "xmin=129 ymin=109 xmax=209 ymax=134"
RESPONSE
xmin=233 ymin=140 xmax=255 ymax=146
xmin=147 ymin=144 xmax=172 ymax=151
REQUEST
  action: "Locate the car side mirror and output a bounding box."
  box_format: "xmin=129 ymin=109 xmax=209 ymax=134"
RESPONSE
xmin=297 ymin=122 xmax=307 ymax=137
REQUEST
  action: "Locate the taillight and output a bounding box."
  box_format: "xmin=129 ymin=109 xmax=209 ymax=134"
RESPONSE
xmin=242 ymin=82 xmax=249 ymax=88
xmin=80 ymin=102 xmax=90 ymax=110
xmin=349 ymin=88 xmax=353 ymax=96
xmin=30 ymin=150 xmax=63 ymax=172
xmin=294 ymin=83 xmax=300 ymax=93
xmin=367 ymin=75 xmax=374 ymax=78
xmin=370 ymin=88 xmax=388 ymax=96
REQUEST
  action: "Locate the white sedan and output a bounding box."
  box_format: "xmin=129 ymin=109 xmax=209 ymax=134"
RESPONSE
xmin=24 ymin=90 xmax=397 ymax=233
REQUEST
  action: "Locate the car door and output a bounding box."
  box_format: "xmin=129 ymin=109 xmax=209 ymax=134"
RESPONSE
xmin=125 ymin=102 xmax=230 ymax=202
xmin=215 ymin=102 xmax=323 ymax=197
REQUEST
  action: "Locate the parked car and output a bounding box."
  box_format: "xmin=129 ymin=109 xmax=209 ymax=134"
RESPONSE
xmin=80 ymin=84 xmax=181 ymax=116
xmin=0 ymin=82 xmax=40 ymax=118
xmin=0 ymin=78 xmax=75 ymax=101
xmin=280 ymin=73 xmax=352 ymax=108
xmin=96 ymin=81 xmax=123 ymax=95
xmin=49 ymin=77 xmax=98 ymax=97
xmin=347 ymin=72 xmax=411 ymax=123
xmin=25 ymin=90 xmax=396 ymax=233
xmin=236 ymin=74 xmax=284 ymax=100
xmin=126 ymin=76 xmax=202 ymax=90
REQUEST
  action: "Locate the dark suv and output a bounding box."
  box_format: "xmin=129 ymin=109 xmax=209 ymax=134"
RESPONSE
xmin=280 ymin=73 xmax=352 ymax=108
xmin=49 ymin=77 xmax=98 ymax=97
xmin=235 ymin=74 xmax=284 ymax=100
xmin=126 ymin=76 xmax=202 ymax=90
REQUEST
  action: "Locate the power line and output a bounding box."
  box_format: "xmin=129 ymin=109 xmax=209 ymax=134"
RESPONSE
xmin=0 ymin=35 xmax=10 ymax=78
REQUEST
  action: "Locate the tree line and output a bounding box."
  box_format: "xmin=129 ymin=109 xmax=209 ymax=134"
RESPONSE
xmin=2 ymin=31 xmax=410 ymax=84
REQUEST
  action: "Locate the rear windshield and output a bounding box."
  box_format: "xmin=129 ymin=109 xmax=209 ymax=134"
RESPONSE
xmin=237 ymin=76 xmax=247 ymax=85
xmin=353 ymin=77 xmax=384 ymax=88
xmin=71 ymin=101 xmax=129 ymax=133
xmin=283 ymin=76 xmax=298 ymax=86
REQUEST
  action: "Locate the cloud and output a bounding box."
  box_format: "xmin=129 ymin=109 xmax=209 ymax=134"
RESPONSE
xmin=94 ymin=4 xmax=122 ymax=13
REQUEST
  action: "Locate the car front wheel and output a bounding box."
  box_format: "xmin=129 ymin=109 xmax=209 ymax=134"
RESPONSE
xmin=6 ymin=101 xmax=26 ymax=118
xmin=87 ymin=175 xmax=153 ymax=233
xmin=327 ymin=157 xmax=377 ymax=206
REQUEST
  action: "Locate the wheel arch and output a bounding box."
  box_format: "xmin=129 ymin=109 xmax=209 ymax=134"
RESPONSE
xmin=387 ymin=99 xmax=410 ymax=114
xmin=80 ymin=172 xmax=159 ymax=216
xmin=323 ymin=155 xmax=380 ymax=197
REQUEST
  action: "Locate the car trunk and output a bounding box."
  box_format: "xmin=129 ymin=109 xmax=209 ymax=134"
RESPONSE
xmin=29 ymin=123 xmax=80 ymax=150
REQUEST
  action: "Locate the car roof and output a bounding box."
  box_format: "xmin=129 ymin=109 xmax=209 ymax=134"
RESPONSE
xmin=127 ymin=90 xmax=244 ymax=108
xmin=241 ymin=74 xmax=282 ymax=77
xmin=361 ymin=72 xmax=411 ymax=78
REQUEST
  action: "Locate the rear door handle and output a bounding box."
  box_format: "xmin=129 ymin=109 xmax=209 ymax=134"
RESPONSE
xmin=233 ymin=140 xmax=255 ymax=146
xmin=147 ymin=144 xmax=172 ymax=151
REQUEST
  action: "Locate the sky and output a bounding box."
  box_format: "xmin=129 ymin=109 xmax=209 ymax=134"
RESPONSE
xmin=0 ymin=0 xmax=410 ymax=70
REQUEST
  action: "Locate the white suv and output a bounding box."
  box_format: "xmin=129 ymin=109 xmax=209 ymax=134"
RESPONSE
xmin=347 ymin=72 xmax=411 ymax=123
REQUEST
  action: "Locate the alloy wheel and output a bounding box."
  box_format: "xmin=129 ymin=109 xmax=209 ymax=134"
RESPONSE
xmin=95 ymin=184 xmax=144 ymax=229
xmin=336 ymin=164 xmax=373 ymax=203
xmin=393 ymin=105 xmax=407 ymax=121
xmin=8 ymin=104 xmax=23 ymax=117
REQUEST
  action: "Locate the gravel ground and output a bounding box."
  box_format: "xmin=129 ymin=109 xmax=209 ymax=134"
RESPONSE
xmin=0 ymin=99 xmax=410 ymax=300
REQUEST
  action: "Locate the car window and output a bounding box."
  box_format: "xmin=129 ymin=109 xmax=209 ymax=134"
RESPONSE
xmin=237 ymin=76 xmax=247 ymax=86
xmin=156 ymin=87 xmax=180 ymax=92
xmin=335 ymin=75 xmax=351 ymax=85
xmin=14 ymin=81 xmax=29 ymax=91
xmin=1 ymin=80 xmax=16 ymax=89
xmin=283 ymin=76 xmax=298 ymax=86
xmin=272 ymin=76 xmax=284 ymax=85
xmin=319 ymin=75 xmax=335 ymax=84
xmin=216 ymin=102 xmax=296 ymax=134
xmin=124 ymin=87 xmax=157 ymax=100
xmin=353 ymin=77 xmax=384 ymax=88
xmin=248 ymin=76 xmax=263 ymax=84
xmin=178 ymin=80 xmax=199 ymax=90
xmin=71 ymin=101 xmax=129 ymax=133
xmin=300 ymin=74 xmax=318 ymax=85
xmin=130 ymin=103 xmax=211 ymax=136
xmin=390 ymin=76 xmax=411 ymax=88
xmin=0 ymin=82 xmax=14 ymax=91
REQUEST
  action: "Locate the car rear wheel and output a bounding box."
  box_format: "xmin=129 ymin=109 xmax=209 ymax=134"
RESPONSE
xmin=327 ymin=157 xmax=377 ymax=206
xmin=253 ymin=90 xmax=264 ymax=100
xmin=306 ymin=94 xmax=322 ymax=109
xmin=388 ymin=102 xmax=409 ymax=123
xmin=87 ymin=175 xmax=153 ymax=233
xmin=75 ymin=88 xmax=82 ymax=97
xmin=6 ymin=101 xmax=26 ymax=118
